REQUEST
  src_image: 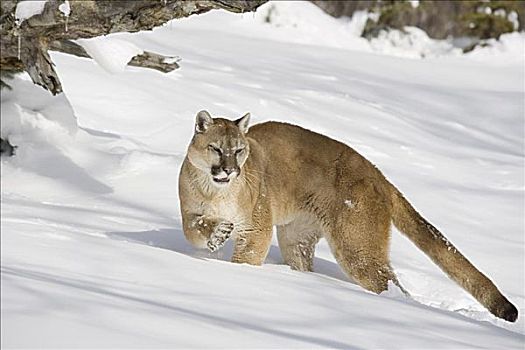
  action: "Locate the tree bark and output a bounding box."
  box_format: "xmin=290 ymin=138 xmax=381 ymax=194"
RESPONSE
xmin=0 ymin=0 xmax=267 ymax=95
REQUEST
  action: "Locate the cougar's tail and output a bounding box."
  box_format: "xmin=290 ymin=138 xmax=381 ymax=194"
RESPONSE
xmin=391 ymin=188 xmax=518 ymax=322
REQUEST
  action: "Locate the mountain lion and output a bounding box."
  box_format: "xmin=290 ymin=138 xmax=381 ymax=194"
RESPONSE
xmin=178 ymin=110 xmax=518 ymax=322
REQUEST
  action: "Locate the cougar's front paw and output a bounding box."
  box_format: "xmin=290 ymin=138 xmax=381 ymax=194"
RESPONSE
xmin=207 ymin=221 xmax=234 ymax=252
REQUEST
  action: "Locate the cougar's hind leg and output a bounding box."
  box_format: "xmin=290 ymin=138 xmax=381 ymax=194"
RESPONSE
xmin=277 ymin=216 xmax=322 ymax=272
xmin=326 ymin=181 xmax=402 ymax=294
xmin=326 ymin=226 xmax=397 ymax=293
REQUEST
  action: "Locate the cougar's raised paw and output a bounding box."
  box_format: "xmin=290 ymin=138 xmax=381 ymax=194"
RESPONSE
xmin=207 ymin=221 xmax=234 ymax=252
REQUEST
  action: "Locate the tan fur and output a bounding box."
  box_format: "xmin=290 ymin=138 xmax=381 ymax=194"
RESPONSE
xmin=179 ymin=111 xmax=518 ymax=322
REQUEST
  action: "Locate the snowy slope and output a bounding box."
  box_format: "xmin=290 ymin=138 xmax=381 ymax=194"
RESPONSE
xmin=1 ymin=2 xmax=524 ymax=348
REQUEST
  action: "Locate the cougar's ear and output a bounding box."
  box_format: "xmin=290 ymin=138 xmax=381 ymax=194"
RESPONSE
xmin=195 ymin=110 xmax=213 ymax=133
xmin=235 ymin=113 xmax=250 ymax=134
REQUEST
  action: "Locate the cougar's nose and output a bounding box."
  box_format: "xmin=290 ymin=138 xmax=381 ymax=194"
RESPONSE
xmin=223 ymin=167 xmax=235 ymax=175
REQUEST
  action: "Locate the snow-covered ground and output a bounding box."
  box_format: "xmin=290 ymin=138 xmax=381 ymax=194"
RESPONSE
xmin=1 ymin=2 xmax=524 ymax=348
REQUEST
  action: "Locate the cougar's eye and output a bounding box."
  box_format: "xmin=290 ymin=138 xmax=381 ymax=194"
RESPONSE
xmin=235 ymin=147 xmax=245 ymax=155
xmin=209 ymin=145 xmax=222 ymax=155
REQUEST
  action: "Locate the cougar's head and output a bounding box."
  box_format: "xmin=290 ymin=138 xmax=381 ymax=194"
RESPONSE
xmin=187 ymin=110 xmax=251 ymax=187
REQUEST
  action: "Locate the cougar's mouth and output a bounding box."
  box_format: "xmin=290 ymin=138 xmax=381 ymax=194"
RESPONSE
xmin=213 ymin=177 xmax=230 ymax=184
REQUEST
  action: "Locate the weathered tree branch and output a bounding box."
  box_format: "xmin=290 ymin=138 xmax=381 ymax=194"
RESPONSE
xmin=0 ymin=0 xmax=267 ymax=95
xmin=21 ymin=37 xmax=63 ymax=94
xmin=129 ymin=51 xmax=180 ymax=73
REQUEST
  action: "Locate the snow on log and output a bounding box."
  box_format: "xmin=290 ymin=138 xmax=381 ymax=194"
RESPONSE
xmin=76 ymin=37 xmax=144 ymax=74
xmin=49 ymin=39 xmax=181 ymax=74
xmin=49 ymin=40 xmax=180 ymax=73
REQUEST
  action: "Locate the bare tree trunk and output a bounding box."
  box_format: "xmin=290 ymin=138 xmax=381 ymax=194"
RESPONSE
xmin=0 ymin=0 xmax=267 ymax=95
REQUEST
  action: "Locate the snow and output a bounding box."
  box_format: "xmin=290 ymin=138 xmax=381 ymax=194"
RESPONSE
xmin=58 ymin=0 xmax=70 ymax=17
xmin=76 ymin=36 xmax=144 ymax=74
xmin=370 ymin=26 xmax=462 ymax=59
xmin=14 ymin=0 xmax=48 ymax=24
xmin=163 ymin=56 xmax=181 ymax=64
xmin=59 ymin=0 xmax=71 ymax=32
xmin=409 ymin=0 xmax=420 ymax=9
xmin=2 ymin=1 xmax=525 ymax=348
xmin=509 ymin=11 xmax=519 ymax=30
xmin=466 ymin=32 xmax=525 ymax=65
xmin=243 ymin=1 xmax=461 ymax=58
